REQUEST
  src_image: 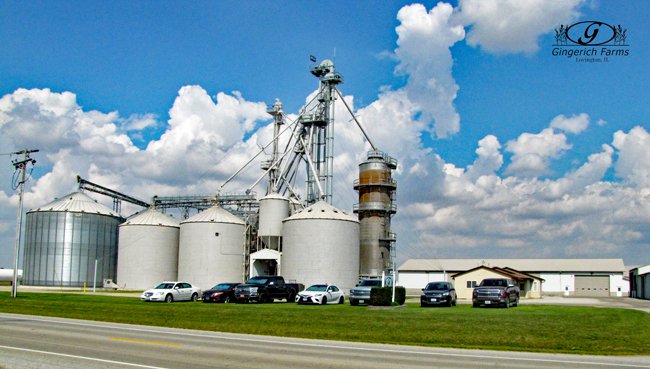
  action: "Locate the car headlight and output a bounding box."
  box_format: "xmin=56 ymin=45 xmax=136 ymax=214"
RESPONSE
xmin=156 ymin=292 xmax=165 ymax=296
xmin=250 ymin=287 xmax=258 ymax=293
xmin=315 ymin=294 xmax=323 ymax=297
xmin=212 ymin=292 xmax=223 ymax=296
xmin=442 ymin=292 xmax=449 ymax=296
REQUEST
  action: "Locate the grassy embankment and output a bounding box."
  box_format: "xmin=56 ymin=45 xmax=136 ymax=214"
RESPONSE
xmin=1 ymin=292 xmax=649 ymax=355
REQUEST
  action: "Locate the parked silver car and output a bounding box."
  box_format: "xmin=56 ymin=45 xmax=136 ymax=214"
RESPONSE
xmin=349 ymin=279 xmax=383 ymax=306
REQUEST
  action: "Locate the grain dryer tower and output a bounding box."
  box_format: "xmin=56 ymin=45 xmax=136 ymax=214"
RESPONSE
xmin=354 ymin=150 xmax=397 ymax=278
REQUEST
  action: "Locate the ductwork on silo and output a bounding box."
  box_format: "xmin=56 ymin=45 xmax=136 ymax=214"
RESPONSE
xmin=117 ymin=208 xmax=180 ymax=290
xmin=22 ymin=191 xmax=124 ymax=287
xmin=281 ymin=201 xmax=360 ymax=291
xmin=177 ymin=205 xmax=246 ymax=289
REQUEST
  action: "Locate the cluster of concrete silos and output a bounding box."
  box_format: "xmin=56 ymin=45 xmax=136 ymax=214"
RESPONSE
xmin=22 ymin=172 xmax=374 ymax=292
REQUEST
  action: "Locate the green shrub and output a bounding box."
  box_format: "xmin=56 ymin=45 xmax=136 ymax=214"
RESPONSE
xmin=370 ymin=287 xmax=391 ymax=306
xmin=395 ymin=286 xmax=406 ymax=305
xmin=370 ymin=287 xmax=406 ymax=306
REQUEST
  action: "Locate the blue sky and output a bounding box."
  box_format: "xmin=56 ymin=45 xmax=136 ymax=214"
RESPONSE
xmin=1 ymin=1 xmax=649 ymax=268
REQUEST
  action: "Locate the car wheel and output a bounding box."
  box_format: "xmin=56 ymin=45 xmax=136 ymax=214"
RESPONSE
xmin=472 ymin=302 xmax=480 ymax=308
xmin=165 ymin=294 xmax=173 ymax=303
xmin=504 ymin=298 xmax=510 ymax=308
xmin=350 ymin=299 xmax=358 ymax=306
xmin=223 ymin=296 xmax=230 ymax=303
xmin=191 ymin=293 xmax=198 ymax=302
xmin=514 ymin=296 xmax=519 ymax=307
xmin=321 ymin=296 xmax=328 ymax=305
xmin=452 ymin=298 xmax=457 ymax=306
xmin=257 ymin=292 xmax=267 ymax=304
xmin=339 ymin=296 xmax=344 ymax=304
xmin=287 ymin=292 xmax=296 ymax=303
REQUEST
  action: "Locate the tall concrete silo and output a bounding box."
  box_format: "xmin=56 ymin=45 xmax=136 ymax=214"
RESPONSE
xmin=282 ymin=201 xmax=359 ymax=291
xmin=177 ymin=205 xmax=245 ymax=289
xmin=22 ymin=191 xmax=125 ymax=287
xmin=257 ymin=193 xmax=290 ymax=251
xmin=117 ymin=208 xmax=180 ymax=290
xmin=353 ymin=150 xmax=397 ymax=278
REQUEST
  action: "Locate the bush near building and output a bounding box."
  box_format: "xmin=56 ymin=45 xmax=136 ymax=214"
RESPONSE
xmin=370 ymin=287 xmax=406 ymax=306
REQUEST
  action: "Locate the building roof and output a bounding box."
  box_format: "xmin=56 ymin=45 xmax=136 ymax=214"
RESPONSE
xmin=283 ymin=201 xmax=358 ymax=223
xmin=121 ymin=208 xmax=180 ymax=228
xmin=28 ymin=191 xmax=121 ymax=217
xmin=450 ymin=265 xmax=544 ymax=281
xmin=180 ymin=205 xmax=245 ymax=225
xmin=633 ymin=264 xmax=650 ymax=276
xmin=398 ymin=258 xmax=626 ymax=273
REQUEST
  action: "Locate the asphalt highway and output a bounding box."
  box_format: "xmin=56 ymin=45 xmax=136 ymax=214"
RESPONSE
xmin=0 ymin=313 xmax=648 ymax=369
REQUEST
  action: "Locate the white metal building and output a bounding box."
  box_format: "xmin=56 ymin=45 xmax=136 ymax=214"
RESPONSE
xmin=630 ymin=264 xmax=650 ymax=300
xmin=398 ymin=259 xmax=629 ymax=297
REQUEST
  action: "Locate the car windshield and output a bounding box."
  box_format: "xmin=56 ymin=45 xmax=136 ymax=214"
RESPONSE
xmin=425 ymin=283 xmax=448 ymax=291
xmin=480 ymin=279 xmax=507 ymax=287
xmin=306 ymin=285 xmax=327 ymax=292
xmin=359 ymin=280 xmax=382 ymax=287
xmin=154 ymin=283 xmax=175 ymax=289
xmin=212 ymin=284 xmax=235 ymax=290
xmin=245 ymin=277 xmax=268 ymax=284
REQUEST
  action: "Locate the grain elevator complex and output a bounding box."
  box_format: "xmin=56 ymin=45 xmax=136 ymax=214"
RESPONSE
xmin=20 ymin=60 xmax=398 ymax=291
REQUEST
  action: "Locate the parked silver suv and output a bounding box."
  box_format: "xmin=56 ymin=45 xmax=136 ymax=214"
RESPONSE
xmin=349 ymin=279 xmax=383 ymax=306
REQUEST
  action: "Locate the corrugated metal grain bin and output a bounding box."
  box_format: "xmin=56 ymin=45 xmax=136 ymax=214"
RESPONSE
xmin=22 ymin=191 xmax=124 ymax=287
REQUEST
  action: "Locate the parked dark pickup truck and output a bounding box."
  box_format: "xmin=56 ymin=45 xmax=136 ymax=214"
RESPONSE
xmin=472 ymin=278 xmax=520 ymax=308
xmin=234 ymin=276 xmax=303 ymax=303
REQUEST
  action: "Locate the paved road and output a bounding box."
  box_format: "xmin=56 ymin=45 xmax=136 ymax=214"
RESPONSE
xmin=0 ymin=313 xmax=648 ymax=369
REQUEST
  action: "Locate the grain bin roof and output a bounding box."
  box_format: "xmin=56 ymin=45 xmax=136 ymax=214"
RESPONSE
xmin=180 ymin=205 xmax=245 ymax=225
xmin=260 ymin=193 xmax=288 ymax=201
xmin=283 ymin=201 xmax=358 ymax=223
xmin=121 ymin=208 xmax=180 ymax=228
xmin=28 ymin=191 xmax=120 ymax=217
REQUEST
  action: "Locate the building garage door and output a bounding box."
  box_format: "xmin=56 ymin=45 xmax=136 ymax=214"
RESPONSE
xmin=575 ymin=276 xmax=610 ymax=297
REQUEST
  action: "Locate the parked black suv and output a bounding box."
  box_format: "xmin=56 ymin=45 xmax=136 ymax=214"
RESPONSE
xmin=420 ymin=281 xmax=457 ymax=307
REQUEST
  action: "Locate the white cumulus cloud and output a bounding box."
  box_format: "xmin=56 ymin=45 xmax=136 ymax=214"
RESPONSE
xmin=550 ymin=113 xmax=590 ymax=134
xmin=455 ymin=0 xmax=586 ymax=53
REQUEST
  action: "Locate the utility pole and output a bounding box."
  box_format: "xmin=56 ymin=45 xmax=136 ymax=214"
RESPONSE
xmin=11 ymin=149 xmax=38 ymax=298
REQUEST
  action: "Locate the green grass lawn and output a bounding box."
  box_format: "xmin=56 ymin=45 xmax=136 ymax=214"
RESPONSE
xmin=1 ymin=292 xmax=649 ymax=355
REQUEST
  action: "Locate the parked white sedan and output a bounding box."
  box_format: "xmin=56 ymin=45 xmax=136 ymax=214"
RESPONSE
xmin=296 ymin=284 xmax=345 ymax=305
xmin=141 ymin=282 xmax=201 ymax=303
